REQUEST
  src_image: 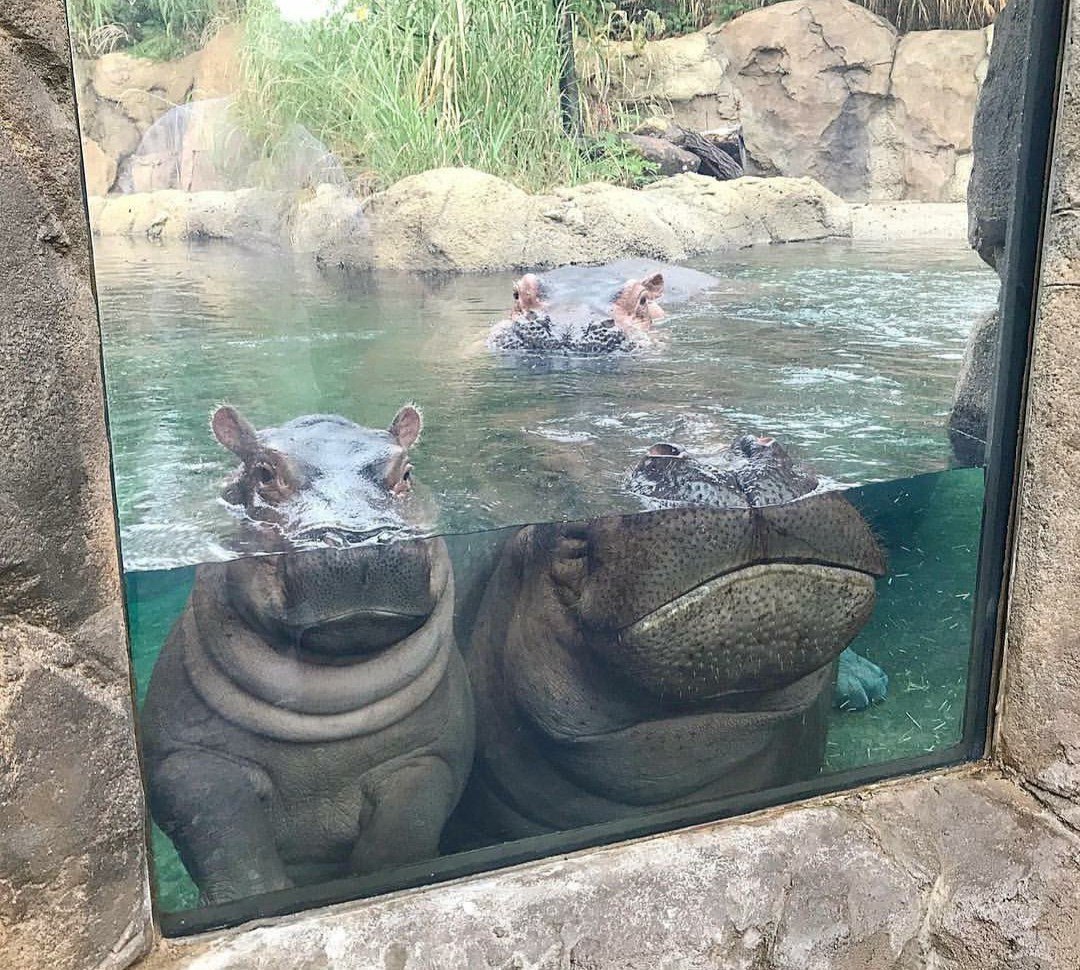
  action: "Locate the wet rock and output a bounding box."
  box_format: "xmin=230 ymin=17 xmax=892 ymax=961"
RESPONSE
xmin=364 ymin=167 xmax=849 ymax=272
xmin=969 ymin=2 xmax=1032 ymax=274
xmin=619 ymin=133 xmax=700 ymax=176
xmin=292 ymin=183 xmax=373 ymax=268
xmin=949 ymin=310 xmax=998 ymax=467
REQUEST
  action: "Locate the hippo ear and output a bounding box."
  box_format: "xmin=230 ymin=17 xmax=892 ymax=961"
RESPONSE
xmin=641 ymin=273 xmax=664 ymax=299
xmin=389 ymin=405 xmax=422 ymax=449
xmin=211 ymin=405 xmax=261 ymax=460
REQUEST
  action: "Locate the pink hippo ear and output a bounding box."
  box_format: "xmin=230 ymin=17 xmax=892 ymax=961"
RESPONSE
xmin=389 ymin=405 xmax=423 ymax=449
xmin=211 ymin=405 xmax=261 ymax=460
xmin=641 ymin=272 xmax=664 ymax=300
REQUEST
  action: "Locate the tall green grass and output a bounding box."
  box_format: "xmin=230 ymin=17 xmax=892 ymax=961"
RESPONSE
xmin=236 ymin=0 xmax=652 ymax=192
xmin=67 ymin=0 xmax=243 ymax=56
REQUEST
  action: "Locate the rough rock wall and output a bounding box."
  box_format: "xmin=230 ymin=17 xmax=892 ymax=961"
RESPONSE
xmin=603 ymin=0 xmax=991 ymax=202
xmin=0 ymin=3 xmax=153 ymax=968
xmin=997 ymin=6 xmax=1080 ymax=830
xmin=75 ymin=25 xmax=239 ymax=195
xmin=948 ymin=0 xmax=1034 ymax=466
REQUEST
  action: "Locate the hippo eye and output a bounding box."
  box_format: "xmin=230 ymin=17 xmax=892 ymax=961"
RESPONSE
xmin=639 ymin=294 xmax=648 ymax=306
xmin=512 ymin=288 xmax=520 ymax=300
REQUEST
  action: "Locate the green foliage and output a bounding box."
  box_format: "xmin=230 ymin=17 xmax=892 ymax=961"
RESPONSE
xmin=67 ymin=0 xmax=243 ymax=57
xmin=235 ymin=0 xmax=654 ymax=192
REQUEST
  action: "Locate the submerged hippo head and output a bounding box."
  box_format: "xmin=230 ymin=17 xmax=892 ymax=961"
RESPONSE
xmin=210 ymin=405 xmax=443 ymax=656
xmin=507 ymin=436 xmax=885 ymax=706
xmin=490 ymin=269 xmax=667 ymax=355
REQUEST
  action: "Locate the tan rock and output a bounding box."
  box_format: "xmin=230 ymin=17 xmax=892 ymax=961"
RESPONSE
xmin=366 ymin=166 xmax=848 ymax=272
xmin=291 ymin=184 xmax=373 ymax=268
xmin=598 ymin=29 xmax=739 ymax=131
xmin=192 ymin=24 xmax=242 ymax=99
xmin=713 ymin=0 xmax=897 ymax=201
xmin=80 ymin=136 xmax=116 ymax=196
xmin=89 ymin=49 xmax=198 ymax=129
xmin=889 ymin=29 xmax=986 ymax=202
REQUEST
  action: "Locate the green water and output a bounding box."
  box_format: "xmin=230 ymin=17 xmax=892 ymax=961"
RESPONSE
xmin=98 ymin=237 xmax=993 ymax=914
xmin=93 ymin=237 xmax=997 ymax=570
xmin=125 ymin=465 xmax=984 ymax=913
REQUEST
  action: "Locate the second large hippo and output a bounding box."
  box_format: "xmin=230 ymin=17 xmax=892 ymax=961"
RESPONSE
xmin=488 ymin=259 xmax=718 ymax=355
xmin=141 ymin=405 xmax=475 ymax=904
xmin=448 ymin=435 xmax=885 ymax=844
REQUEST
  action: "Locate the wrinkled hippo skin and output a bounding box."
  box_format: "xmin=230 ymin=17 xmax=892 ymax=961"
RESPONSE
xmin=449 ymin=435 xmax=885 ymax=844
xmin=488 ymin=259 xmax=717 ymax=355
xmin=140 ymin=406 xmax=474 ymax=904
xmin=627 ymin=438 xmax=890 ymax=712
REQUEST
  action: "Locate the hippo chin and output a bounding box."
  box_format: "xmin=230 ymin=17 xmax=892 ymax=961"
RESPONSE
xmin=488 ymin=259 xmax=717 ymax=356
xmin=140 ymin=405 xmax=474 ymax=904
xmin=628 ymin=436 xmax=890 ymax=711
xmin=448 ymin=435 xmax=885 ymax=844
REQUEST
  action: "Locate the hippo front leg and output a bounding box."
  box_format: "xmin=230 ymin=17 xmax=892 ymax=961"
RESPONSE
xmin=149 ymin=749 xmax=291 ymax=905
xmin=350 ymin=756 xmax=459 ymax=875
xmin=834 ymin=647 xmax=889 ymax=711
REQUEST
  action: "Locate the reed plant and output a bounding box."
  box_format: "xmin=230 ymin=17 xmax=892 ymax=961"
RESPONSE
xmin=67 ymin=0 xmax=243 ymax=56
xmin=236 ymin=0 xmax=653 ymax=192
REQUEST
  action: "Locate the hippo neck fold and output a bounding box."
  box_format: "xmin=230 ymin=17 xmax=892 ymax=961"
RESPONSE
xmin=181 ymin=565 xmax=454 ymax=743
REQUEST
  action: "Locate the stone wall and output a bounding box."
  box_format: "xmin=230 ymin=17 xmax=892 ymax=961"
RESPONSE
xmin=601 ymin=0 xmax=991 ymax=202
xmin=0 ymin=2 xmax=152 ymax=967
xmin=1 ymin=1 xmax=1080 ymax=969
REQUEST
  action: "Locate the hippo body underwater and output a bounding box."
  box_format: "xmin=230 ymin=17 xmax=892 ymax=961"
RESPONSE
xmin=488 ymin=259 xmax=717 ymax=355
xmin=140 ymin=406 xmax=475 ymax=904
xmin=447 ymin=435 xmax=886 ymax=844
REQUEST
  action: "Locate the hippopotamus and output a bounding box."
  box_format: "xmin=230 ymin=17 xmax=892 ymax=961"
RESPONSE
xmin=447 ymin=434 xmax=885 ymax=844
xmin=140 ymin=405 xmax=475 ymax=904
xmin=488 ymin=259 xmax=717 ymax=355
xmin=627 ymin=437 xmax=890 ymax=712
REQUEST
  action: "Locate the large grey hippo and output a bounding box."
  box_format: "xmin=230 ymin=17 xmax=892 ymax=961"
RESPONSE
xmin=140 ymin=406 xmax=475 ymax=904
xmin=447 ymin=434 xmax=885 ymax=845
xmin=488 ymin=259 xmax=717 ymax=355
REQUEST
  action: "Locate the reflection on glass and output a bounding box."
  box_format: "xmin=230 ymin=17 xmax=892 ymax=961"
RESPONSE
xmin=67 ymin=0 xmax=1020 ymax=927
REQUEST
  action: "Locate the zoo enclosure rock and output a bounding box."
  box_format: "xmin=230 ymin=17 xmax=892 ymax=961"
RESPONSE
xmin=139 ymin=769 xmax=1080 ymax=970
xmin=88 ymin=168 xmax=850 ymax=272
xmin=0 ymin=2 xmax=152 ymax=969
xmin=599 ymin=0 xmax=991 ymax=203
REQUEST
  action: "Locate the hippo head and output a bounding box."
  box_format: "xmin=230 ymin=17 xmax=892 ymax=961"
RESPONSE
xmin=608 ymin=272 xmax=665 ymax=330
xmin=510 ymin=436 xmax=885 ymax=707
xmin=210 ymin=405 xmax=444 ymax=656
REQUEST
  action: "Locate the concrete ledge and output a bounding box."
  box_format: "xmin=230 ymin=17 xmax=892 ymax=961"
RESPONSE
xmin=141 ymin=766 xmax=1080 ymax=970
xmin=849 ymin=202 xmax=970 ymax=241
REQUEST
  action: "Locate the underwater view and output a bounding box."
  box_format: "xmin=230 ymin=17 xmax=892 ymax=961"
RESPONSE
xmin=66 ymin=0 xmax=1011 ymax=929
xmin=94 ymin=236 xmax=995 ymax=914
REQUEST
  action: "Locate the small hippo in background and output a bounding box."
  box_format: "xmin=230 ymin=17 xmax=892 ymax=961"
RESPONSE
xmin=627 ymin=436 xmax=890 ymax=711
xmin=446 ymin=433 xmax=885 ymax=846
xmin=489 ymin=259 xmax=718 ymax=355
xmin=140 ymin=405 xmax=475 ymax=904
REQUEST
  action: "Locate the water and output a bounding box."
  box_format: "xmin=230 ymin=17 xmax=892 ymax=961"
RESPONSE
xmin=93 ymin=237 xmax=998 ymax=570
xmin=98 ymin=237 xmax=994 ymax=916
xmin=127 ymin=466 xmax=984 ymax=914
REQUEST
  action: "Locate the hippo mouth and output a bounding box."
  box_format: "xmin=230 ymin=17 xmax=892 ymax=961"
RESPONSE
xmin=295 ymin=606 xmax=432 ymax=656
xmin=613 ymin=560 xmax=878 ymax=703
